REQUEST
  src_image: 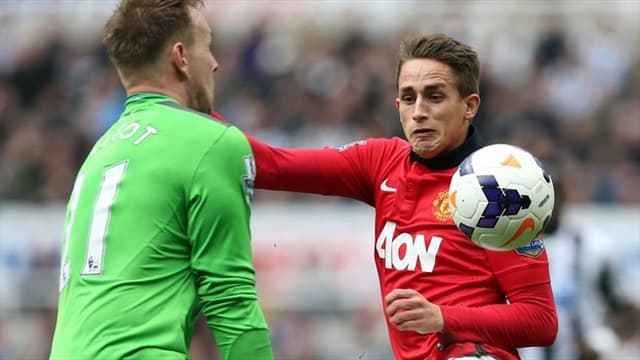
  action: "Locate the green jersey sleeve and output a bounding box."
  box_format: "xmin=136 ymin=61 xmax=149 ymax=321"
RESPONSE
xmin=188 ymin=126 xmax=272 ymax=360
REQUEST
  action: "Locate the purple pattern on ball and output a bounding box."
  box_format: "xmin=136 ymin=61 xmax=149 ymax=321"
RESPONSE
xmin=477 ymin=217 xmax=499 ymax=228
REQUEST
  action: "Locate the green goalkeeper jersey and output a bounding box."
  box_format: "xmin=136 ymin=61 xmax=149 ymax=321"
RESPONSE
xmin=50 ymin=93 xmax=272 ymax=360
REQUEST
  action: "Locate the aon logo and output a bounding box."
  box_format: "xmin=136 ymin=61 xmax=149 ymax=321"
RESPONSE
xmin=375 ymin=221 xmax=443 ymax=272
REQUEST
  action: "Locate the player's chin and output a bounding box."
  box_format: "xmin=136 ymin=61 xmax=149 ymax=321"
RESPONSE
xmin=412 ymin=142 xmax=440 ymax=159
xmin=194 ymin=86 xmax=213 ymax=114
xmin=196 ymin=103 xmax=212 ymax=115
xmin=198 ymin=97 xmax=213 ymax=115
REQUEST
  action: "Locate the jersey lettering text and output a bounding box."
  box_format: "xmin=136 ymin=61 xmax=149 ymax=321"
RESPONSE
xmin=375 ymin=221 xmax=442 ymax=272
xmin=93 ymin=122 xmax=159 ymax=154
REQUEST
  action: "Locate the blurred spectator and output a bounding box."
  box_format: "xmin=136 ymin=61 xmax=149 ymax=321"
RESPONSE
xmin=518 ymin=169 xmax=627 ymax=359
xmin=603 ymin=303 xmax=640 ymax=359
xmin=1 ymin=9 xmax=638 ymax=204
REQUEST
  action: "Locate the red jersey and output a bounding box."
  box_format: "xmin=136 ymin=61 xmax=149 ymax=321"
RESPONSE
xmin=247 ymin=129 xmax=557 ymax=360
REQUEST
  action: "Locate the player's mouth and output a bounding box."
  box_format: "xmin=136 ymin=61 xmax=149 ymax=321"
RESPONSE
xmin=413 ymin=128 xmax=436 ymax=138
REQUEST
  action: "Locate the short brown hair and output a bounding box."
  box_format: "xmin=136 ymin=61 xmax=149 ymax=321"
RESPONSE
xmin=395 ymin=34 xmax=479 ymax=97
xmin=103 ymin=0 xmax=203 ymax=72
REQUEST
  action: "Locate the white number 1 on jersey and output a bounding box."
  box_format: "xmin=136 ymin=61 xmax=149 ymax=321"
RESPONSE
xmin=59 ymin=161 xmax=128 ymax=291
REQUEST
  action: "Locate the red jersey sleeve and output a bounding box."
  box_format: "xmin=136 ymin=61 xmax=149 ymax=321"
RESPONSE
xmin=439 ymin=245 xmax=558 ymax=347
xmin=246 ymin=135 xmax=390 ymax=205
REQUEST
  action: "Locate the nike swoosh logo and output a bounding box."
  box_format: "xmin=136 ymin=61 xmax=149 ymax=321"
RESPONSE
xmin=500 ymin=217 xmax=535 ymax=248
xmin=380 ymin=179 xmax=397 ymax=192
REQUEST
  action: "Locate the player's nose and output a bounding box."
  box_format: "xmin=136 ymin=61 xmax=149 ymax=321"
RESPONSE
xmin=412 ymin=102 xmax=428 ymax=122
xmin=211 ymin=56 xmax=219 ymax=72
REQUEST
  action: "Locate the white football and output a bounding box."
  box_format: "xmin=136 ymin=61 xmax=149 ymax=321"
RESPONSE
xmin=448 ymin=144 xmax=554 ymax=251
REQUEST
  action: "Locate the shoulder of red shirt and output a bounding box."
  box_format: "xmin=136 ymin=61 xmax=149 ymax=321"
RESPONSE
xmin=210 ymin=111 xmax=226 ymax=123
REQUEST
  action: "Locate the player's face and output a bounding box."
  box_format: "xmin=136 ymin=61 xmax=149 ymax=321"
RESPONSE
xmin=395 ymin=59 xmax=479 ymax=159
xmin=186 ymin=7 xmax=218 ymax=114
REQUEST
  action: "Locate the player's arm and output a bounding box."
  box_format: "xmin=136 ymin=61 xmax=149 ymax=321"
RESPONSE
xmin=188 ymin=126 xmax=272 ymax=360
xmin=246 ymin=134 xmax=378 ymax=204
xmin=439 ymin=248 xmax=558 ymax=347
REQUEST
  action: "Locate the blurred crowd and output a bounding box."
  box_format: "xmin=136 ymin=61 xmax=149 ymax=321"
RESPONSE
xmin=1 ymin=1 xmax=639 ymax=360
xmin=1 ymin=5 xmax=639 ymax=204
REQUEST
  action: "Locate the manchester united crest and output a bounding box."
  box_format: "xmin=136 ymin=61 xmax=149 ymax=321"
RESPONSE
xmin=432 ymin=191 xmax=452 ymax=222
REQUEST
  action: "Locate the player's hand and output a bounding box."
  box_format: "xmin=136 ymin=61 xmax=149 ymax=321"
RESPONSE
xmin=385 ymin=288 xmax=444 ymax=334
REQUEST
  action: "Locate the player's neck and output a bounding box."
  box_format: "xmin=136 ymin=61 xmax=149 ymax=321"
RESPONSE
xmin=126 ymin=84 xmax=187 ymax=106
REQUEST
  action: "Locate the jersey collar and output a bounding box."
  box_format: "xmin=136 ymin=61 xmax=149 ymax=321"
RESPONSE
xmin=409 ymin=125 xmax=483 ymax=170
xmin=125 ymin=92 xmax=179 ymax=106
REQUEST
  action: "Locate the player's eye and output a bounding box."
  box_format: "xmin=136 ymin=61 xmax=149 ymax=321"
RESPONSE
xmin=401 ymin=96 xmax=415 ymax=104
xmin=429 ymin=93 xmax=444 ymax=102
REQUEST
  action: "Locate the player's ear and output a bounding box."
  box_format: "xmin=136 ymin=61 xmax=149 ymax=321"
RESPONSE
xmin=170 ymin=42 xmax=189 ymax=79
xmin=395 ymin=97 xmax=400 ymax=110
xmin=463 ymin=93 xmax=480 ymax=121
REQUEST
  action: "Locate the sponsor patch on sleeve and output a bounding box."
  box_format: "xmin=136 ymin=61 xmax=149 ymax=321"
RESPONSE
xmin=515 ymin=238 xmax=545 ymax=258
xmin=242 ymin=156 xmax=256 ymax=204
xmin=336 ymin=140 xmax=367 ymax=152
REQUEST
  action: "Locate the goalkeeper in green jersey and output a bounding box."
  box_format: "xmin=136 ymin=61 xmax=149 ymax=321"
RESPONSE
xmin=49 ymin=1 xmax=272 ymax=359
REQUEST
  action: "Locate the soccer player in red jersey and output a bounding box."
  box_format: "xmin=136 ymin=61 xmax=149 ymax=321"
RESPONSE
xmin=246 ymin=34 xmax=558 ymax=360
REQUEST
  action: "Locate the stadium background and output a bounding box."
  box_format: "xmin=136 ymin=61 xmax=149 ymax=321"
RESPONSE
xmin=1 ymin=0 xmax=639 ymax=359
